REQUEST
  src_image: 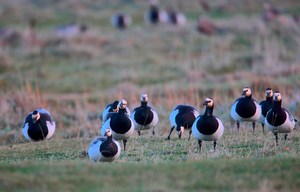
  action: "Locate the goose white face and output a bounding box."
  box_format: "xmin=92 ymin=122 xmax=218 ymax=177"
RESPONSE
xmin=203 ymin=97 xmax=214 ymax=107
xmin=273 ymin=92 xmax=281 ymax=101
xmin=265 ymin=88 xmax=273 ymax=97
xmin=105 ymin=129 xmax=112 ymax=137
xmin=119 ymin=99 xmax=127 ymax=109
xmin=242 ymin=87 xmax=251 ymax=97
xmin=141 ymin=94 xmax=148 ymax=102
xmin=31 ymin=111 xmax=40 ymax=123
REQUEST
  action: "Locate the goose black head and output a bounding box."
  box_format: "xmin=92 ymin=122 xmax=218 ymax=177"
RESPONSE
xmin=273 ymin=91 xmax=282 ymax=102
xmin=242 ymin=87 xmax=252 ymax=97
xmin=119 ymin=99 xmax=127 ymax=110
xmin=203 ymin=97 xmax=214 ymax=108
xmin=141 ymin=94 xmax=148 ymax=102
xmin=265 ymin=88 xmax=273 ymax=98
xmin=31 ymin=110 xmax=40 ymax=123
xmin=104 ymin=129 xmax=112 ymax=137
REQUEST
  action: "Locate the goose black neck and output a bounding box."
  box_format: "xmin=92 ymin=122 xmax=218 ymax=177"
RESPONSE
xmin=107 ymin=135 xmax=113 ymax=142
xmin=141 ymin=101 xmax=148 ymax=107
xmin=204 ymin=106 xmax=214 ymax=116
xmin=119 ymin=108 xmax=126 ymax=114
xmin=245 ymin=94 xmax=252 ymax=99
xmin=266 ymin=96 xmax=273 ymax=102
xmin=273 ymin=100 xmax=282 ymax=109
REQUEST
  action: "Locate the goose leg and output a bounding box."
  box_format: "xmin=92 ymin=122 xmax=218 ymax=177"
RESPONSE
xmin=274 ymin=133 xmax=278 ymax=146
xmin=261 ymin=123 xmax=265 ymax=133
xmin=123 ymin=139 xmax=127 ymax=151
xmin=165 ymin=126 xmax=174 ymax=140
xmin=188 ymin=129 xmax=192 ymax=141
xmin=213 ymin=140 xmax=217 ymax=151
xmin=284 ymin=134 xmax=288 ymax=141
xmin=236 ymin=121 xmax=240 ymax=130
xmin=137 ymin=130 xmax=141 ymax=136
xmin=152 ymin=129 xmax=155 ymax=136
xmin=198 ymin=140 xmax=202 ymax=152
xmin=252 ymin=122 xmax=255 ymax=133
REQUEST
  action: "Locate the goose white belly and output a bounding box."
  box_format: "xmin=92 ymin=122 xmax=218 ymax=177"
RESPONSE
xmin=265 ymin=111 xmax=295 ymax=133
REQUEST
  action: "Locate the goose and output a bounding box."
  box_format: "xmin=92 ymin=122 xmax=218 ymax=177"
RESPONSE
xmin=166 ymin=104 xmax=199 ymax=140
xmin=230 ymin=87 xmax=261 ymax=132
xmin=100 ymin=99 xmax=134 ymax=151
xmin=22 ymin=108 xmax=55 ymax=141
xmin=111 ymin=14 xmax=132 ymax=30
xmin=265 ymin=91 xmax=297 ymax=145
xmin=88 ymin=129 xmax=121 ymax=162
xmin=166 ymin=9 xmax=186 ymax=26
xmin=196 ymin=16 xmax=226 ymax=35
xmin=55 ymin=23 xmax=88 ymax=38
xmin=131 ymin=94 xmax=159 ymax=136
xmin=258 ymin=88 xmax=274 ymax=132
xmin=144 ymin=2 xmax=168 ymax=25
xmin=101 ymin=100 xmax=130 ymax=122
xmin=262 ymin=1 xmax=282 ymax=23
xmin=192 ymin=97 xmax=224 ymax=151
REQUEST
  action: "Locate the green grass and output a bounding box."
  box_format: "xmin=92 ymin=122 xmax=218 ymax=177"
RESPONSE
xmin=1 ymin=129 xmax=300 ymax=191
xmin=1 ymin=157 xmax=299 ymax=192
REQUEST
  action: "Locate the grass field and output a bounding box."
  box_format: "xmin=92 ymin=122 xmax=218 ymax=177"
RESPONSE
xmin=0 ymin=0 xmax=300 ymax=191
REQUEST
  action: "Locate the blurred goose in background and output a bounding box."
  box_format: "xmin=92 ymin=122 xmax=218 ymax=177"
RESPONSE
xmin=100 ymin=99 xmax=134 ymax=151
xmin=166 ymin=104 xmax=199 ymax=140
xmin=230 ymin=87 xmax=261 ymax=132
xmin=55 ymin=22 xmax=88 ymax=38
xmin=262 ymin=1 xmax=297 ymax=28
xmin=198 ymin=0 xmax=211 ymax=12
xmin=111 ymin=14 xmax=132 ymax=30
xmin=196 ymin=16 xmax=226 ymax=35
xmin=192 ymin=97 xmax=224 ymax=151
xmin=22 ymin=108 xmax=56 ymax=141
xmin=265 ymin=91 xmax=297 ymax=145
xmin=88 ymin=129 xmax=121 ymax=162
xmin=262 ymin=1 xmax=283 ymax=23
xmin=144 ymin=0 xmax=168 ymax=25
xmin=0 ymin=27 xmax=22 ymax=47
xmin=131 ymin=94 xmax=159 ymax=136
xmin=165 ymin=8 xmax=186 ymax=26
xmin=258 ymin=88 xmax=274 ymax=133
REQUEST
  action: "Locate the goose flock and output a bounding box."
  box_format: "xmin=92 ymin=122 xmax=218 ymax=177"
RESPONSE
xmin=21 ymin=88 xmax=298 ymax=162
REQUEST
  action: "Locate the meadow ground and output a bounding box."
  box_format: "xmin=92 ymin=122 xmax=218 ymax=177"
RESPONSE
xmin=0 ymin=0 xmax=300 ymax=191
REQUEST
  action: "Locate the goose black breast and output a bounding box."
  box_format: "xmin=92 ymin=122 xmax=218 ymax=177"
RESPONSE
xmin=100 ymin=142 xmax=118 ymax=157
xmin=150 ymin=8 xmax=159 ymax=23
xmin=266 ymin=109 xmax=286 ymax=126
xmin=260 ymin=101 xmax=273 ymax=117
xmin=197 ymin=116 xmax=219 ymax=135
xmin=110 ymin=114 xmax=132 ymax=134
xmin=117 ymin=16 xmax=126 ymax=29
xmin=236 ymin=98 xmax=256 ymax=118
xmin=27 ymin=117 xmax=49 ymax=140
xmin=134 ymin=107 xmax=154 ymax=125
